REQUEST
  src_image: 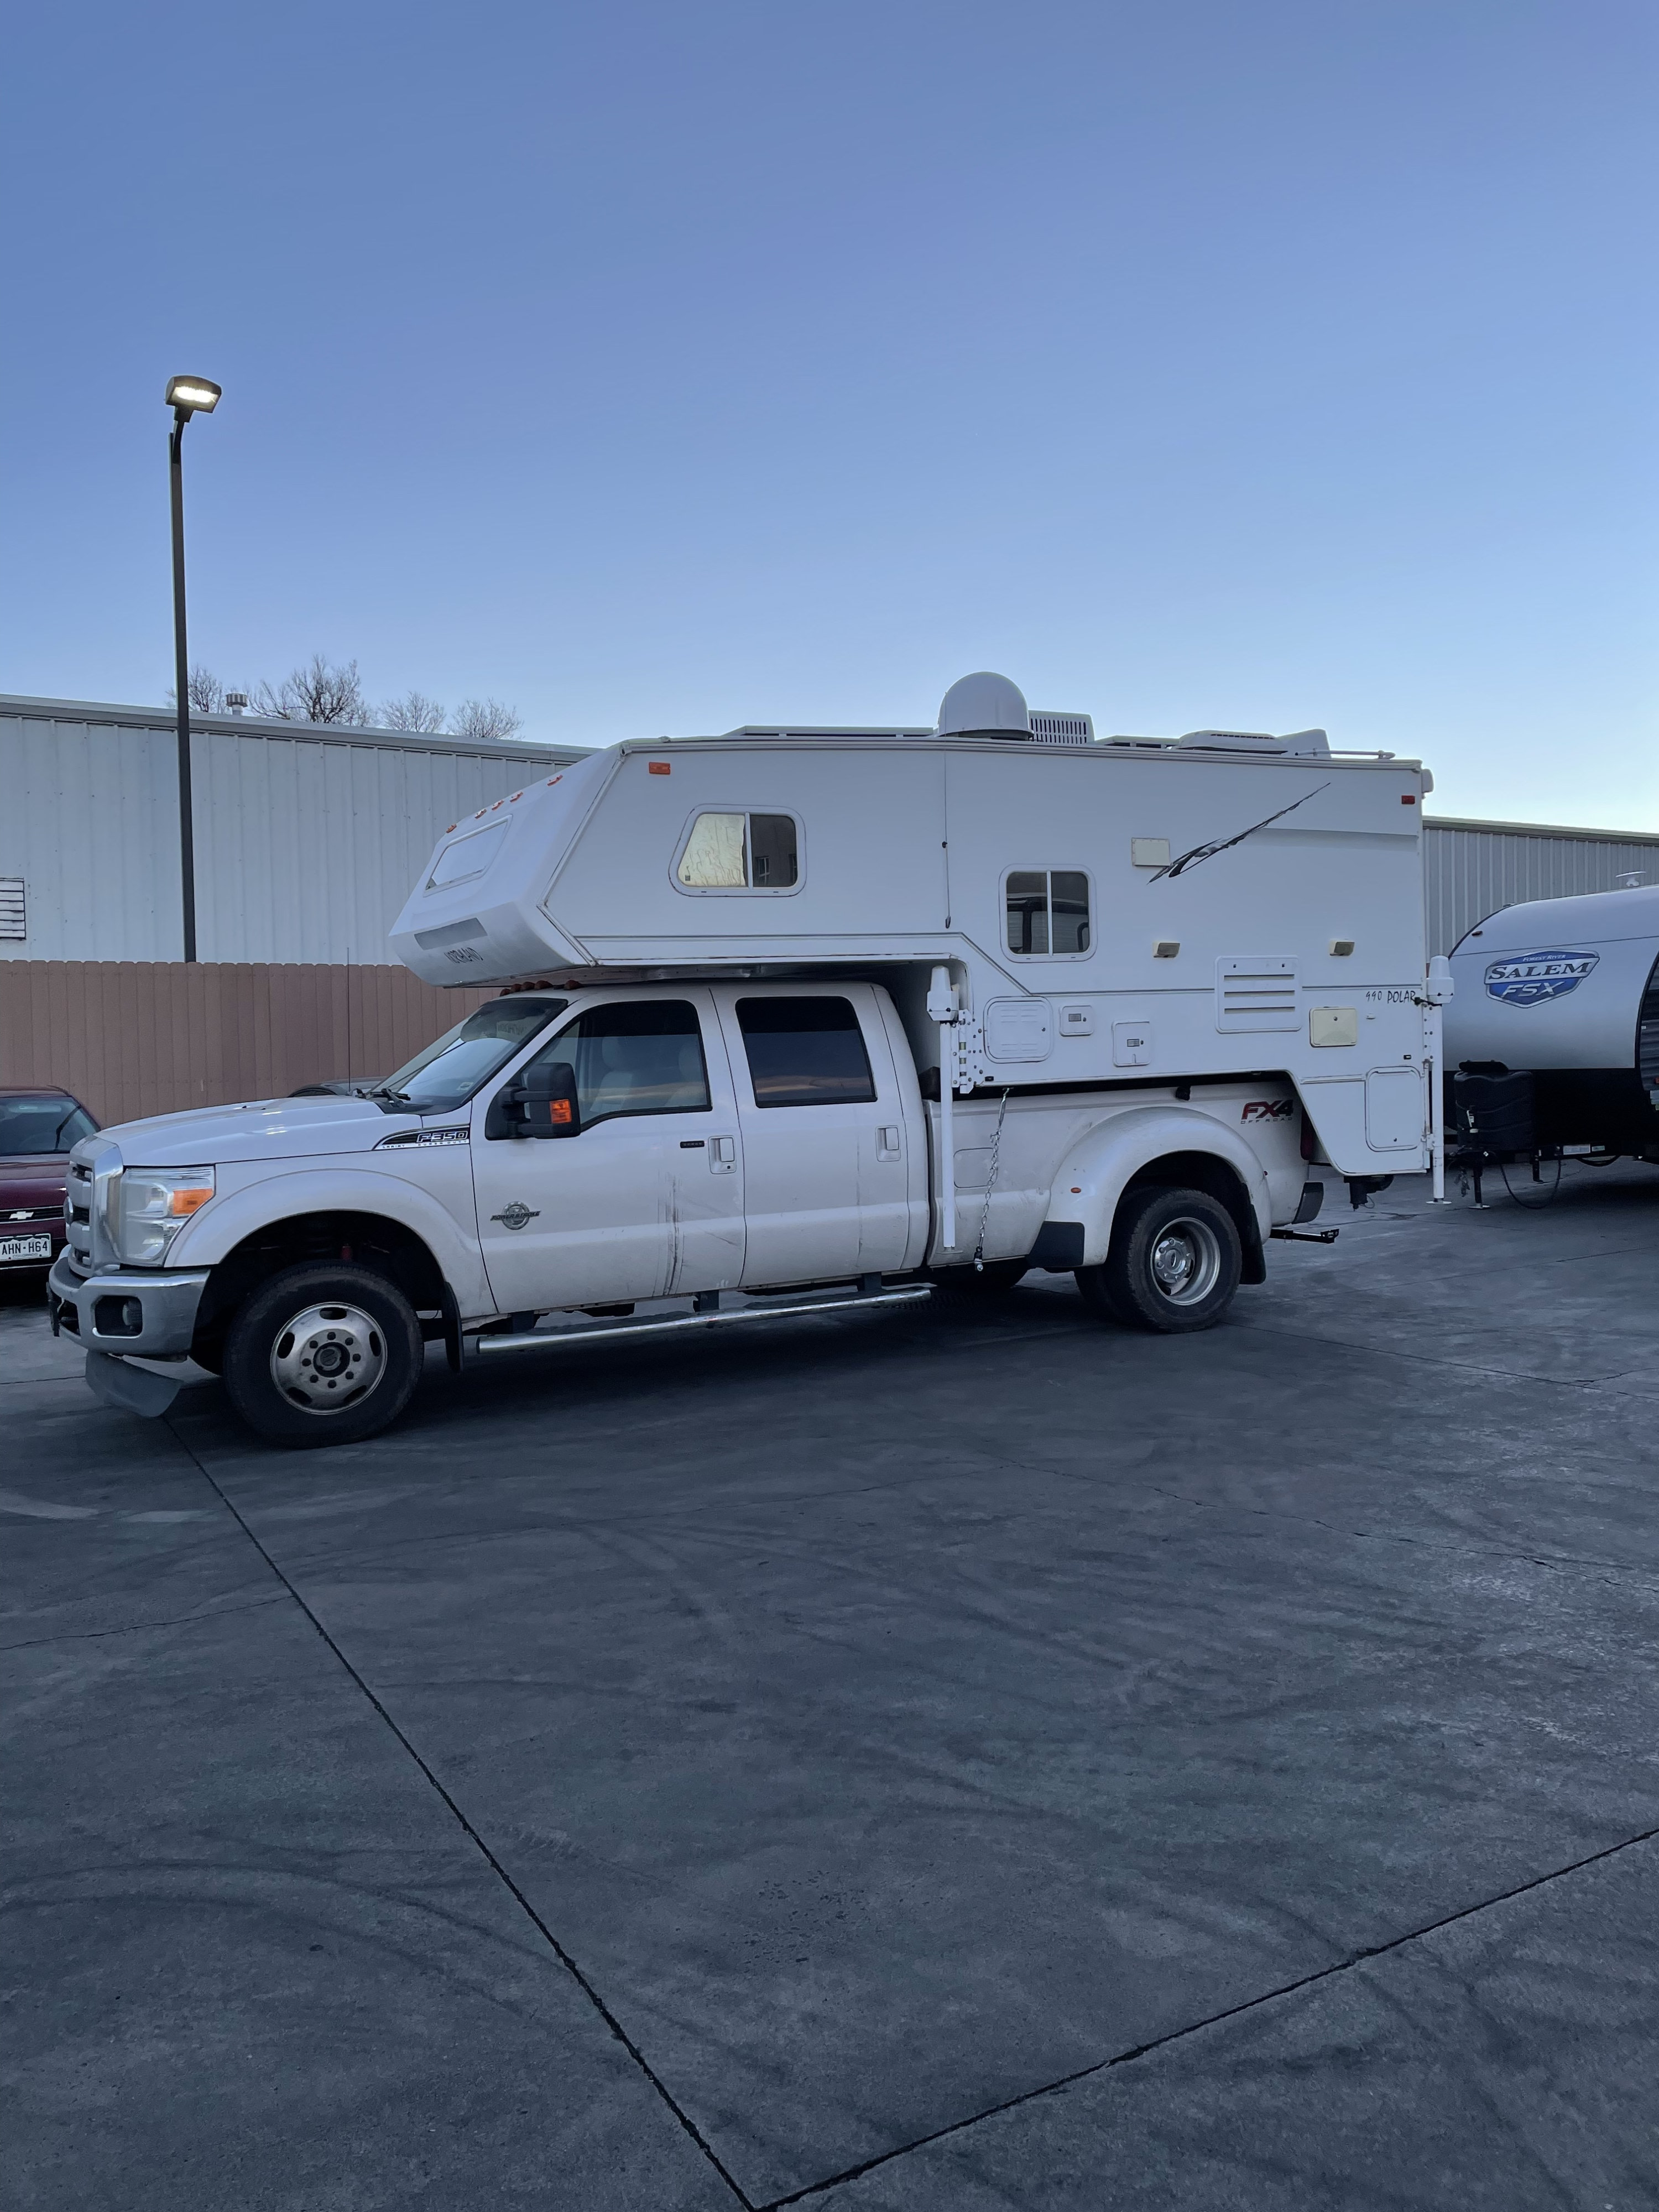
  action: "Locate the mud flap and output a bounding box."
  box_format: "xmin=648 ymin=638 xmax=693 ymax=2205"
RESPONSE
xmin=85 ymin=1349 xmax=184 ymax=1418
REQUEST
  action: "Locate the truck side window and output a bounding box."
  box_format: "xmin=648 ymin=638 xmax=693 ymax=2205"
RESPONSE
xmin=1005 ymin=869 xmax=1091 ymax=956
xmin=677 ymin=812 xmax=799 ymax=890
xmin=736 ymin=997 xmax=876 ymax=1107
xmin=523 ymin=1001 xmax=710 ymax=1126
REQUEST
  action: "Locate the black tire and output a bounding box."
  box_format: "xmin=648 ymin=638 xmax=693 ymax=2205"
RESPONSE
xmin=927 ymin=1260 xmax=1030 ymax=1303
xmin=1078 ymin=1186 xmax=1242 ymax=1334
xmin=222 ymin=1263 xmax=424 ymax=1447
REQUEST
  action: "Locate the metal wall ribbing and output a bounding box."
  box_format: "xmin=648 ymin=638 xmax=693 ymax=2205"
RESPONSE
xmin=0 ymin=697 xmax=587 ymax=965
xmin=1424 ymin=817 xmax=1659 ymax=955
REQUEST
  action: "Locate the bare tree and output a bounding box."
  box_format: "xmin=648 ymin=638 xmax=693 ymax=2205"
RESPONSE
xmin=379 ymin=690 xmax=448 ymax=733
xmin=253 ymin=654 xmax=373 ymax=726
xmin=165 ymin=665 xmax=231 ymax=713
xmin=451 ymin=697 xmax=524 ymax=743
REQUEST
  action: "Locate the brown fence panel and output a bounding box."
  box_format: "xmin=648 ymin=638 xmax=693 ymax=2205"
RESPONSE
xmin=0 ymin=962 xmax=495 ymax=1128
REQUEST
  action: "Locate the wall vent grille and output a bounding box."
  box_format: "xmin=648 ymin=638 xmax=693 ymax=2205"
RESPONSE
xmin=0 ymin=878 xmax=24 ymax=941
xmin=1216 ymin=956 xmax=1300 ymax=1031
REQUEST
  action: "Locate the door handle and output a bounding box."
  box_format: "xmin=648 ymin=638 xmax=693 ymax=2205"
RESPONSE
xmin=710 ymin=1135 xmax=737 ymax=1173
xmin=877 ymin=1125 xmax=901 ymax=1161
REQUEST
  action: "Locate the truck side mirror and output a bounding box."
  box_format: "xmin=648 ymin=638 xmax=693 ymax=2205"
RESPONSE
xmin=517 ymin=1061 xmax=580 ymax=1138
xmin=487 ymin=1061 xmax=580 ymax=1140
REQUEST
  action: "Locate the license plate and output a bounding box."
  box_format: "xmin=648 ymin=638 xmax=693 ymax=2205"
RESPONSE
xmin=0 ymin=1235 xmax=53 ymax=1261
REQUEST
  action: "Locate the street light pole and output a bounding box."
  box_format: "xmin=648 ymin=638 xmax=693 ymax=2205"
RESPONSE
xmin=163 ymin=375 xmax=221 ymax=964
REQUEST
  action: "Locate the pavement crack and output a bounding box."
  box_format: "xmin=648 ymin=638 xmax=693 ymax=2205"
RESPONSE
xmin=764 ymin=1824 xmax=1659 ymax=2209
xmin=0 ymin=1590 xmax=288 ymax=1654
xmin=1234 ymin=1314 xmax=1650 ymax=1396
xmin=1134 ymin=1481 xmax=1659 ymax=1588
xmin=161 ymin=1418 xmax=754 ymax=2210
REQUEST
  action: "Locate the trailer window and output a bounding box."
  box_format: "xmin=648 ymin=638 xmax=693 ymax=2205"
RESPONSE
xmin=1005 ymin=869 xmax=1091 ymax=957
xmin=676 ymin=812 xmax=799 ymax=890
xmin=736 ymin=997 xmax=876 ymax=1107
xmin=523 ymin=1001 xmax=710 ymax=1126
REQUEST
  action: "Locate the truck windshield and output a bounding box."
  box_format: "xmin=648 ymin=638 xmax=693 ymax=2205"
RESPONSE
xmin=372 ymin=997 xmax=568 ymax=1115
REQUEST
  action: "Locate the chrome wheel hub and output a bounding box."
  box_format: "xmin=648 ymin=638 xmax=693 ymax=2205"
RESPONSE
xmin=1149 ymin=1218 xmax=1223 ymax=1306
xmin=270 ymin=1302 xmax=385 ymax=1415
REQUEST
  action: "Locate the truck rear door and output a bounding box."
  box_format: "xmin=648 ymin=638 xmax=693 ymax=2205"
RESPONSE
xmin=711 ymin=983 xmax=922 ymax=1287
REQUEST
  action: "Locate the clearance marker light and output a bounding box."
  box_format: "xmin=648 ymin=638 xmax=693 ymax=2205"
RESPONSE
xmin=648 ymin=761 xmax=671 ymax=776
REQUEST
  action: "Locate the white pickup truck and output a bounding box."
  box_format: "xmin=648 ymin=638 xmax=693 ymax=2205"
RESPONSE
xmin=49 ymin=671 xmax=1445 ymax=1446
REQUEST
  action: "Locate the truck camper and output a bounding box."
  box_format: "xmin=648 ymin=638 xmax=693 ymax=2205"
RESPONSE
xmin=50 ymin=671 xmax=1449 ymax=1446
xmin=1444 ymin=882 xmax=1659 ymax=1194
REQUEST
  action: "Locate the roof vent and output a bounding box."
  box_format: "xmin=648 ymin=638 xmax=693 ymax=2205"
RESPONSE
xmin=1176 ymin=729 xmax=1284 ymax=753
xmin=936 ymin=671 xmax=1030 ymax=738
xmin=1028 ymin=711 xmax=1095 ymax=746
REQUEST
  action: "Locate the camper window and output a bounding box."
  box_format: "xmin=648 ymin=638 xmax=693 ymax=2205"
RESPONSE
xmin=736 ymin=997 xmax=877 ymax=1107
xmin=427 ymin=820 xmax=509 ymax=890
xmin=676 ymin=811 xmax=800 ymax=891
xmin=1004 ymin=869 xmax=1091 ymax=957
xmin=519 ymin=1001 xmax=711 ymax=1127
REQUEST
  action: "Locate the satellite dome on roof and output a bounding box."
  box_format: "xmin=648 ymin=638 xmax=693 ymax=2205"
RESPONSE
xmin=935 ymin=671 xmax=1029 ymax=738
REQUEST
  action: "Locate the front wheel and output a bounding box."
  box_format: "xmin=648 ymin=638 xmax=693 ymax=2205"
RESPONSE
xmin=222 ymin=1263 xmax=424 ymax=1447
xmin=1077 ymin=1186 xmax=1241 ymax=1334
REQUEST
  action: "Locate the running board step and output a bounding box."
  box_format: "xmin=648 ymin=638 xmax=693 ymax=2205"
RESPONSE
xmin=467 ymin=1282 xmax=933 ymax=1359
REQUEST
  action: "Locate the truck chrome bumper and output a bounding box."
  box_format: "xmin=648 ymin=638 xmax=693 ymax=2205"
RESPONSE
xmin=48 ymin=1250 xmax=210 ymax=1358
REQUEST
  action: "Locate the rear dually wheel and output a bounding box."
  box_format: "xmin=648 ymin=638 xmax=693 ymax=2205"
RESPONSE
xmin=1077 ymin=1185 xmax=1242 ymax=1334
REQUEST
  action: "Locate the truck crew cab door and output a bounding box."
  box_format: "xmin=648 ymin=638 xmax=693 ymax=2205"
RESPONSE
xmin=712 ymin=983 xmax=924 ymax=1288
xmin=471 ymin=990 xmax=745 ymax=1313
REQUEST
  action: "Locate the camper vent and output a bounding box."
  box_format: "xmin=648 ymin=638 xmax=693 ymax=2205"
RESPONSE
xmin=0 ymin=878 xmax=23 ymax=941
xmin=1028 ymin=711 xmax=1095 ymax=747
xmin=1216 ymin=956 xmax=1300 ymax=1032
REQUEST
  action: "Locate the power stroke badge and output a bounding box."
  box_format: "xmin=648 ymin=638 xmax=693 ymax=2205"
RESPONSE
xmin=1483 ymin=948 xmax=1599 ymax=1008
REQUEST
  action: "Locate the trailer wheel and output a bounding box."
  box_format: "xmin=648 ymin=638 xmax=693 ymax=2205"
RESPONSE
xmin=928 ymin=1260 xmax=1029 ymax=1302
xmin=222 ymin=1263 xmax=424 ymax=1447
xmin=1078 ymin=1186 xmax=1241 ymax=1334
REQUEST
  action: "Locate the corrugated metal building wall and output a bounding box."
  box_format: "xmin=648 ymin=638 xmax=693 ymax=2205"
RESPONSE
xmin=0 ymin=695 xmax=588 ymax=965
xmin=1423 ymin=817 xmax=1659 ymax=955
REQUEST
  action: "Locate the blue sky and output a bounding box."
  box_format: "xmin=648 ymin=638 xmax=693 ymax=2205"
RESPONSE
xmin=3 ymin=1 xmax=1653 ymax=827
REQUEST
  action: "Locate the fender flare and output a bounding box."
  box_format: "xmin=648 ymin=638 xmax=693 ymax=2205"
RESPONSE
xmin=1040 ymin=1105 xmax=1273 ymax=1271
xmin=166 ymin=1166 xmax=492 ymax=1314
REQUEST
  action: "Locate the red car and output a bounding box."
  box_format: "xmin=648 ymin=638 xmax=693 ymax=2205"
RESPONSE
xmin=0 ymin=1089 xmax=100 ymax=1274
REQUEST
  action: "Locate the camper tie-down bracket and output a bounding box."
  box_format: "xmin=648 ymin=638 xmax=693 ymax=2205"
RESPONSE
xmin=928 ymin=966 xmax=989 ymax=1251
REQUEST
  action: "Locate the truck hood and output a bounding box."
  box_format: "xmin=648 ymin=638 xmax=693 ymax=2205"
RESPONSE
xmin=94 ymin=1095 xmax=419 ymax=1167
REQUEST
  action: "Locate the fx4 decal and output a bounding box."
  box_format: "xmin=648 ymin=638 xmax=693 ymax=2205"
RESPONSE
xmin=1241 ymin=1099 xmax=1295 ymax=1123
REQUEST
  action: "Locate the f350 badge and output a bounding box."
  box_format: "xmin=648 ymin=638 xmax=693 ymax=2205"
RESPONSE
xmin=491 ymin=1202 xmax=540 ymax=1231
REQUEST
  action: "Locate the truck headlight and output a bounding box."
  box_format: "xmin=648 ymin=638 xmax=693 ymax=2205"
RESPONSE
xmin=115 ymin=1167 xmax=215 ymax=1265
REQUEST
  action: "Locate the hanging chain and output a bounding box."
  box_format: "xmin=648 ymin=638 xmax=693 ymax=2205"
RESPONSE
xmin=972 ymin=1088 xmax=1011 ymax=1270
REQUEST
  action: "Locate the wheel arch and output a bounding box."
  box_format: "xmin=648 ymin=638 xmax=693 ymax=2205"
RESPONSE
xmin=1045 ymin=1106 xmax=1271 ymax=1282
xmin=191 ymin=1209 xmax=451 ymax=1355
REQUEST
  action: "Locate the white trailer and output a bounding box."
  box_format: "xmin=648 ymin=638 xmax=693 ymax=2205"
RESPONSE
xmin=1444 ymin=882 xmax=1659 ymax=1165
xmin=50 ymin=673 xmax=1448 ymax=1447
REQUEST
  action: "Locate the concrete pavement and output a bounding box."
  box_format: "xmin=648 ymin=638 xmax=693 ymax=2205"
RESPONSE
xmin=4 ymin=1165 xmax=1657 ymax=2209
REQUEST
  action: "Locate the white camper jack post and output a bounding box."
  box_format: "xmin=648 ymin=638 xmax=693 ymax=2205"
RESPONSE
xmin=927 ymin=964 xmax=961 ymax=1253
xmin=51 ymin=671 xmax=1442 ymax=1447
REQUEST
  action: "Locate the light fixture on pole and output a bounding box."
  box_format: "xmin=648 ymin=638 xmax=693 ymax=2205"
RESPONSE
xmin=165 ymin=374 xmax=221 ymax=963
